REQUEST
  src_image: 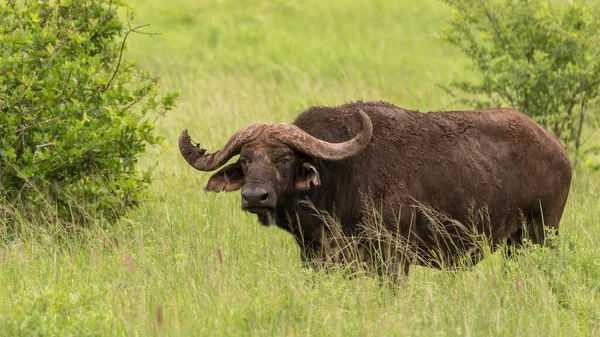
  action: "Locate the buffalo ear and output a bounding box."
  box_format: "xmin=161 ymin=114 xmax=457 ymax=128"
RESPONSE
xmin=295 ymin=162 xmax=321 ymax=191
xmin=205 ymin=162 xmax=245 ymax=192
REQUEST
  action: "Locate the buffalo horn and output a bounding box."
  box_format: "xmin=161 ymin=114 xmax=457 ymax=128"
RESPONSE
xmin=178 ymin=124 xmax=266 ymax=171
xmin=179 ymin=110 xmax=372 ymax=171
xmin=272 ymin=109 xmax=372 ymax=160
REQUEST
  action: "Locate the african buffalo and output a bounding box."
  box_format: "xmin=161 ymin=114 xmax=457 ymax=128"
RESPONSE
xmin=179 ymin=101 xmax=572 ymax=277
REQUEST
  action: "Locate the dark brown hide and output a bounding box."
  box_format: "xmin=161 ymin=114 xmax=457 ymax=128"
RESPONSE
xmin=181 ymin=101 xmax=572 ymax=276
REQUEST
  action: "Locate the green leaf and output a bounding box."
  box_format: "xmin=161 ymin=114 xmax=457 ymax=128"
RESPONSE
xmin=0 ymin=0 xmax=178 ymax=225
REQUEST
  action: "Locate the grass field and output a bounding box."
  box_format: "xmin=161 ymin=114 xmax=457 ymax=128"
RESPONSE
xmin=2 ymin=0 xmax=600 ymax=336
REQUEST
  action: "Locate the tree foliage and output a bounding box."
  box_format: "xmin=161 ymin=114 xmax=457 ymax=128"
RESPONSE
xmin=441 ymin=0 xmax=600 ymax=160
xmin=0 ymin=0 xmax=178 ymax=225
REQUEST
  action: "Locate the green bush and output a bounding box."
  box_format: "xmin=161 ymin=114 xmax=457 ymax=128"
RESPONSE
xmin=0 ymin=0 xmax=178 ymax=226
xmin=441 ymin=0 xmax=600 ymax=162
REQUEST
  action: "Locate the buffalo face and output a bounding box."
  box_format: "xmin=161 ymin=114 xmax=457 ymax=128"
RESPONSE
xmin=204 ymin=143 xmax=321 ymax=225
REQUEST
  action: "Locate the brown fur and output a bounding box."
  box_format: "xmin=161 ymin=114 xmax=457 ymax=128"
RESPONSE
xmin=197 ymin=101 xmax=572 ymax=275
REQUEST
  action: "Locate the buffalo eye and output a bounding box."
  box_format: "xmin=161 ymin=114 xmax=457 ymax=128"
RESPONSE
xmin=239 ymin=157 xmax=249 ymax=167
xmin=275 ymin=156 xmax=291 ymax=165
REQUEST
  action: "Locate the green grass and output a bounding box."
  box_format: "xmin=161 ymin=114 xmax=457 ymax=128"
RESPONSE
xmin=2 ymin=0 xmax=600 ymax=336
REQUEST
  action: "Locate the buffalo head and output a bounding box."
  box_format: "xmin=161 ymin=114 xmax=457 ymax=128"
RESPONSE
xmin=179 ymin=110 xmax=372 ymax=225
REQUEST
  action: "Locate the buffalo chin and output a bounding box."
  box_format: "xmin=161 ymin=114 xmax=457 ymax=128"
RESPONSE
xmin=256 ymin=213 xmax=272 ymax=226
xmin=244 ymin=207 xmax=274 ymax=226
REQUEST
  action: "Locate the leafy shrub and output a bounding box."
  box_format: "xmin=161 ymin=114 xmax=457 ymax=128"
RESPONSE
xmin=0 ymin=0 xmax=178 ymax=226
xmin=441 ymin=0 xmax=600 ymax=162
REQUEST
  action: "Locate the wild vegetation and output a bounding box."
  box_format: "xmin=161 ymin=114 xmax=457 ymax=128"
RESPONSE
xmin=0 ymin=0 xmax=178 ymax=226
xmin=1 ymin=0 xmax=599 ymax=336
xmin=442 ymin=0 xmax=600 ymax=161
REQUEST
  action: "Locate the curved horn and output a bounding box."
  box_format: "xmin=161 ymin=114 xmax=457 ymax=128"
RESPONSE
xmin=272 ymin=109 xmax=373 ymax=160
xmin=178 ymin=124 xmax=266 ymax=171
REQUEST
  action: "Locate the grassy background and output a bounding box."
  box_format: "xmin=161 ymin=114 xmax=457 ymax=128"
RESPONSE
xmin=2 ymin=0 xmax=600 ymax=336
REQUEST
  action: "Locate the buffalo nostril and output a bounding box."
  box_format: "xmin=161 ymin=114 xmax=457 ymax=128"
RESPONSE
xmin=260 ymin=193 xmax=268 ymax=201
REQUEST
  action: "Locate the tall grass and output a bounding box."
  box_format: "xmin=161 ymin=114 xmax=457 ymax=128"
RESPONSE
xmin=1 ymin=0 xmax=599 ymax=336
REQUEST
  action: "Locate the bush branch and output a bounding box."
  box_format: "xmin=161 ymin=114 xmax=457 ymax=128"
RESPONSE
xmin=101 ymin=23 xmax=160 ymax=93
